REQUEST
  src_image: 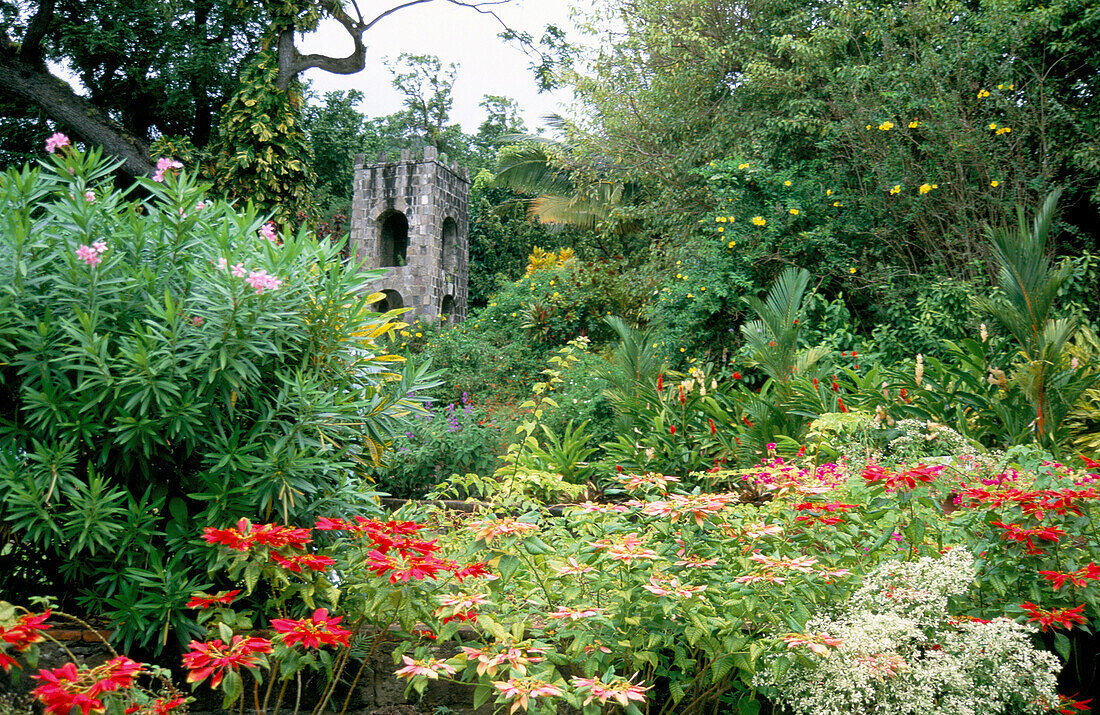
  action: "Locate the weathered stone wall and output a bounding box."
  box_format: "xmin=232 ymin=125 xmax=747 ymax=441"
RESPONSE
xmin=349 ymin=147 xmax=470 ymax=324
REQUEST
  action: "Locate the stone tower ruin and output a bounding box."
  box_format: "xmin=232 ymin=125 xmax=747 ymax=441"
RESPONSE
xmin=349 ymin=146 xmax=469 ymax=323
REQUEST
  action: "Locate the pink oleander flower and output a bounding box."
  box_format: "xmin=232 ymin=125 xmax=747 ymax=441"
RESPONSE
xmin=571 ymin=675 xmax=651 ymax=708
xmin=45 ymin=133 xmax=70 ymax=154
xmin=259 ymin=222 xmax=278 ymax=242
xmin=231 ymin=262 xmax=247 ymax=277
xmin=75 ymin=244 xmax=102 ymax=266
xmin=152 ymin=157 xmax=183 ymax=182
xmin=84 ymin=191 xmax=96 ymax=203
xmin=394 ymin=655 xmax=457 ymax=680
xmin=245 ymin=269 xmax=282 ymax=294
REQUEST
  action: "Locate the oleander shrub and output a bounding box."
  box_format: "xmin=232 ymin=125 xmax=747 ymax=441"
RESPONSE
xmin=0 ymin=141 xmax=432 ymax=651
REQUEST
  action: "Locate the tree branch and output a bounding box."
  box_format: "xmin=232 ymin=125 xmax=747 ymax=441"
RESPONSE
xmin=20 ymin=0 xmax=56 ymax=62
xmin=0 ymin=49 xmax=154 ymax=176
xmin=274 ymin=0 xmax=515 ymax=90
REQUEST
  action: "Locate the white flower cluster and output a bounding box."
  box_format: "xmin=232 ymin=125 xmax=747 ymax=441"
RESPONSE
xmin=757 ymin=549 xmax=1061 ymax=715
xmin=849 ymin=547 xmax=975 ymax=625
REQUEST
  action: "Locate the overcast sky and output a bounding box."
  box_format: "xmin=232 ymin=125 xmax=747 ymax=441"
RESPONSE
xmin=297 ymin=0 xmax=579 ymax=134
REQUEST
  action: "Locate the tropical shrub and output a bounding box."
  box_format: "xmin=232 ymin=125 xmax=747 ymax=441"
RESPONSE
xmin=372 ymin=396 xmax=509 ymax=498
xmin=0 ymin=141 xmax=432 ymax=651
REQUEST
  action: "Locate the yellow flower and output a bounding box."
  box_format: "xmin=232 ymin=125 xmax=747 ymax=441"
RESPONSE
xmin=890 ymin=184 xmax=901 ymax=195
xmin=784 ymin=180 xmax=792 ymax=186
xmin=715 ymin=216 xmax=726 ymax=222
xmin=789 ymin=208 xmax=799 ymax=215
xmin=919 ymin=183 xmax=932 ymax=194
xmin=700 ymin=286 xmax=706 ymax=291
xmin=752 ymin=216 xmax=766 ymax=226
xmin=850 ymin=267 xmax=857 ymax=274
xmin=727 ymin=240 xmax=737 ymax=248
xmin=989 ymin=123 xmax=998 ymax=130
xmin=826 ymin=189 xmax=833 ymax=196
xmin=415 ymin=332 xmax=422 ymax=337
xmin=1009 ymin=84 xmax=1014 ymax=90
xmin=977 ymin=89 xmax=990 ymax=99
xmin=866 ymin=124 xmax=872 ymax=130
xmin=991 ymin=180 xmax=1000 ymax=187
xmin=908 ymin=120 xmax=920 ymax=128
xmin=878 ymin=121 xmax=894 ymax=131
xmin=717 ymin=227 xmax=723 ymax=232
xmin=932 ymin=184 xmax=938 ymax=189
xmin=727 ymin=216 xmax=735 ymax=222
xmin=738 ymin=163 xmax=750 ymax=169
xmin=553 ymin=292 xmax=560 ymax=297
xmin=996 ymin=127 xmax=1011 ymax=135
xmin=686 ymin=293 xmax=694 ymax=298
xmin=832 ymin=201 xmax=843 ymax=207
xmin=676 ymin=273 xmax=682 ymax=278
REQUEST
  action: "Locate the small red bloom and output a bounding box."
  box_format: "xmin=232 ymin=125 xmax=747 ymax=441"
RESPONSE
xmin=1057 ymin=693 xmax=1092 ymax=714
xmin=453 ymin=562 xmax=492 ymax=582
xmin=709 ymin=418 xmax=716 ymax=435
xmin=670 ymin=426 xmax=676 ymax=435
xmin=270 ymin=552 xmax=335 ymax=573
xmin=732 ymin=372 xmax=742 ymax=380
xmin=182 ymin=636 xmax=272 ymax=688
xmin=186 ymin=590 xmax=241 ymax=609
xmin=992 ymin=521 xmax=1066 ymax=555
xmin=1 ymin=609 xmax=51 ymax=652
xmin=1019 ymin=602 xmax=1088 ymax=632
xmin=657 ymin=374 xmax=663 ymax=391
xmin=1038 ymin=564 xmax=1100 ymax=591
xmin=271 ymin=608 xmax=352 ymax=649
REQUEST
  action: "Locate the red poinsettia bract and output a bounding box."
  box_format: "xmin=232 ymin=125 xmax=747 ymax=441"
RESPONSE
xmin=1019 ymin=603 xmax=1088 ymax=632
xmin=271 ymin=608 xmax=352 ymax=649
xmin=32 ymin=656 xmax=145 ymax=715
xmin=182 ymin=636 xmax=272 ymax=688
xmin=185 ymin=590 xmax=241 ymax=609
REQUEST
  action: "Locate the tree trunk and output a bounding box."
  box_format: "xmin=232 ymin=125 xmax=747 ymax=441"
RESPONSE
xmin=0 ymin=51 xmax=155 ymax=177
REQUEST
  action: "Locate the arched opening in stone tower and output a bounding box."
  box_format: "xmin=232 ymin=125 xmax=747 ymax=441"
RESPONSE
xmin=441 ymin=217 xmax=458 ymax=273
xmin=379 ymin=211 xmax=408 ymax=267
xmin=376 ymin=289 xmax=404 ymax=313
xmin=441 ymin=295 xmax=455 ymax=322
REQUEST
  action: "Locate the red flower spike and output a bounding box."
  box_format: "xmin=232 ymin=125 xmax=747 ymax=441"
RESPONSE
xmin=709 ymin=418 xmax=716 ymax=435
xmin=1058 ymin=694 xmax=1092 ymax=714
xmin=657 ymin=374 xmax=663 ymax=391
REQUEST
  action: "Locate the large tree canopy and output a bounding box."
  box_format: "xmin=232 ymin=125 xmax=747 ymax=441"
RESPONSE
xmin=555 ymin=0 xmax=1100 ymax=277
xmin=0 ymin=0 xmax=517 ymax=177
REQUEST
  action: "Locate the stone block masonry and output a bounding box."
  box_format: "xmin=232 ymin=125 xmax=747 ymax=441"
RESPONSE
xmin=349 ymin=147 xmax=470 ymax=324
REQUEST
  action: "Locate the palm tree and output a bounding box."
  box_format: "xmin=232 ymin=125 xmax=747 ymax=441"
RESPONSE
xmin=491 ymin=115 xmax=643 ymax=238
xmin=977 ymin=189 xmax=1099 ymax=450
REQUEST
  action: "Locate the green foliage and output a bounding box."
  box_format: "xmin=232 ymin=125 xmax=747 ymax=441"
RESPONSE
xmin=208 ymin=50 xmax=317 ymax=226
xmin=371 ymin=398 xmax=508 ymax=499
xmin=0 ymin=146 xmax=431 ymax=650
xmin=977 ymin=191 xmax=1100 ymax=451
